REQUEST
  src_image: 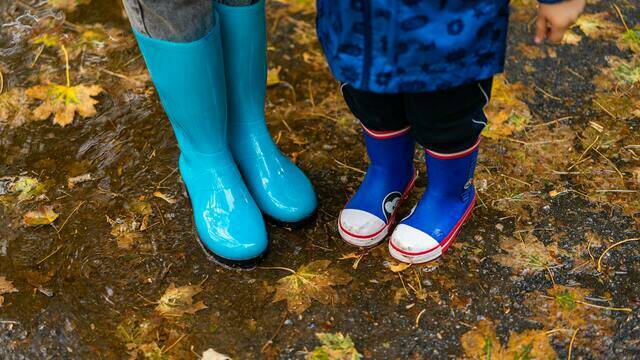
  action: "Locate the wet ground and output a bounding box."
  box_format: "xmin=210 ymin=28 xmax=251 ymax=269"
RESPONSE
xmin=1 ymin=0 xmax=639 ymax=359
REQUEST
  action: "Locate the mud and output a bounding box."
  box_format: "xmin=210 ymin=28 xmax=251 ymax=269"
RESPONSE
xmin=0 ymin=1 xmax=638 ymax=359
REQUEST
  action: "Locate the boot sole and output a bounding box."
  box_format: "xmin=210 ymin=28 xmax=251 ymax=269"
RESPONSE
xmin=264 ymin=209 xmax=318 ymax=230
xmin=194 ymin=233 xmax=268 ymax=270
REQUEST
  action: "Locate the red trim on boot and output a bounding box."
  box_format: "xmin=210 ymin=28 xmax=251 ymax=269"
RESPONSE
xmin=425 ymin=138 xmax=481 ymax=160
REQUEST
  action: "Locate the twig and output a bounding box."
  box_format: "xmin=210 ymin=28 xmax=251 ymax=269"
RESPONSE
xmin=162 ymin=333 xmax=186 ymax=353
xmin=499 ymin=174 xmax=532 ymax=187
xmin=333 ymin=158 xmax=365 ymax=175
xmin=257 ymin=266 xmax=297 ymax=274
xmin=261 ymin=311 xmax=287 ymax=353
xmin=36 ymin=245 xmax=63 ymax=265
xmin=592 ymin=147 xmax=624 ymax=179
xmin=534 ymin=85 xmax=562 ymax=101
xmin=597 ymin=238 xmax=640 ymax=272
xmin=156 ymin=168 xmax=178 ymax=188
xmin=575 ymin=300 xmax=632 ymax=313
xmin=567 ymin=328 xmax=579 ymax=360
xmin=568 ymin=136 xmax=599 ymax=171
xmin=593 ymin=99 xmax=616 ymax=119
xmin=398 ymin=273 xmax=409 ymax=296
xmin=595 ymin=189 xmax=637 ymax=193
xmin=415 ymin=309 xmax=426 ymax=327
xmin=611 ymin=3 xmax=629 ymax=31
xmin=526 ymin=116 xmax=573 ymax=129
xmin=56 ymin=201 xmax=85 ymax=234
xmin=0 ymin=67 xmax=3 ymax=94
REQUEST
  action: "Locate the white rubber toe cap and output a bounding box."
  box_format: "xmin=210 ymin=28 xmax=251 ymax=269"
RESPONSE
xmin=338 ymin=209 xmax=387 ymax=247
xmin=389 ymin=224 xmax=442 ymax=264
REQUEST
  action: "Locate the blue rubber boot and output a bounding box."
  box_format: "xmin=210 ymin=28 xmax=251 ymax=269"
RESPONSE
xmin=133 ymin=19 xmax=268 ymax=266
xmin=338 ymin=125 xmax=417 ymax=247
xmin=389 ymin=139 xmax=480 ymax=264
xmin=213 ymin=0 xmax=317 ymax=225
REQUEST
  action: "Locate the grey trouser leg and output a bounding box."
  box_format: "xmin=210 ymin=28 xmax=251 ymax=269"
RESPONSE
xmin=122 ymin=0 xmax=257 ymax=42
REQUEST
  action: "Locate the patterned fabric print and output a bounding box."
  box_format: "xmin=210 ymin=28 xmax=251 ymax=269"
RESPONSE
xmin=316 ymin=0 xmax=560 ymax=93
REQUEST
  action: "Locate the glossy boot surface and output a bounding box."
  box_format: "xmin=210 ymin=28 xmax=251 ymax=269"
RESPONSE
xmin=213 ymin=0 xmax=317 ymax=224
xmin=338 ymin=126 xmax=417 ymax=247
xmin=134 ymin=22 xmax=268 ymax=264
xmin=389 ymin=140 xmax=480 ymax=264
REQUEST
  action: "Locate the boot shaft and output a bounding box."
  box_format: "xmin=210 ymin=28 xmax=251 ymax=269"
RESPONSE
xmin=424 ymin=139 xmax=479 ymax=202
xmin=213 ymin=0 xmax=267 ymax=126
xmin=362 ymin=126 xmax=415 ymax=174
xmin=133 ymin=22 xmax=229 ymax=156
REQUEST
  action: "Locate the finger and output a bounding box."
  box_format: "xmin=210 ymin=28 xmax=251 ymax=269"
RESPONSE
xmin=534 ymin=15 xmax=548 ymax=44
xmin=548 ymin=22 xmax=568 ymax=43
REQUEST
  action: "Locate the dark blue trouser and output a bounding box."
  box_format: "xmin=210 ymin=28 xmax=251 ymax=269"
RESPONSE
xmin=341 ymin=78 xmax=493 ymax=153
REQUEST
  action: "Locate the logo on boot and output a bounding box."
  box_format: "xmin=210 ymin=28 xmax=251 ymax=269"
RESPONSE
xmin=382 ymin=192 xmax=402 ymax=221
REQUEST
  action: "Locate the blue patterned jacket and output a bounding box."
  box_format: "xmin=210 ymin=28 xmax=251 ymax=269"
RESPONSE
xmin=316 ymin=0 xmax=563 ymax=93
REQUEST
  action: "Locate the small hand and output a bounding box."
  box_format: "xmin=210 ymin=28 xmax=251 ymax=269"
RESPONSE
xmin=535 ymin=0 xmax=586 ymax=44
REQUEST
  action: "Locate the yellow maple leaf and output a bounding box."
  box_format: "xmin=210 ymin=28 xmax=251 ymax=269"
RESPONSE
xmin=482 ymin=74 xmax=533 ymax=139
xmin=575 ymin=12 xmax=623 ymax=40
xmin=307 ymin=333 xmax=363 ymax=360
xmin=272 ymin=260 xmax=352 ymax=314
xmin=48 ymin=0 xmax=91 ymax=12
xmin=23 ymin=205 xmax=59 ymax=226
xmin=155 ymin=283 xmax=207 ymax=317
xmin=26 ymin=83 xmax=103 ymax=126
xmin=267 ymin=66 xmax=282 ymax=87
xmin=0 ymin=276 xmax=19 ymax=307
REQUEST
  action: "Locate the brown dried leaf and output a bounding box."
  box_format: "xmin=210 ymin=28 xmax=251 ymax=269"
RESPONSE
xmin=26 ymin=83 xmax=103 ymax=126
xmin=155 ymin=283 xmax=207 ymax=318
xmin=272 ymin=260 xmax=352 ymax=314
xmin=0 ymin=88 xmax=32 ymax=128
xmin=492 ymin=235 xmax=561 ymax=275
xmin=0 ymin=276 xmax=19 ymax=307
xmin=23 ymin=205 xmax=59 ymax=226
xmin=461 ymin=319 xmax=557 ymax=360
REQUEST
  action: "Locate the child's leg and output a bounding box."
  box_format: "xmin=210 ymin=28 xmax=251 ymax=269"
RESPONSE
xmin=338 ymin=84 xmax=417 ymax=247
xmin=389 ymin=79 xmax=492 ymax=263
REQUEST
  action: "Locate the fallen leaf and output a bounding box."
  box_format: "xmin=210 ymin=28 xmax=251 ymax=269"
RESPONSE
xmin=482 ymin=74 xmax=533 ymax=139
xmin=26 ymin=83 xmax=103 ymax=126
xmin=388 ymin=262 xmax=411 ymax=273
xmin=272 ymin=260 xmax=352 ymax=314
xmin=48 ymin=0 xmax=91 ymax=12
xmin=307 ymin=332 xmax=362 ymax=360
xmin=267 ymin=66 xmax=282 ymax=87
xmin=109 ymin=219 xmax=143 ymax=249
xmin=516 ymin=43 xmax=546 ymax=59
xmin=575 ymin=12 xmax=623 ymax=40
xmin=23 ymin=205 xmax=59 ymax=226
xmin=524 ymin=285 xmax=616 ymax=351
xmin=202 ymin=348 xmax=232 ymax=360
xmin=461 ymin=319 xmax=557 ymax=360
xmin=155 ymin=283 xmax=207 ymax=318
xmin=0 ymin=176 xmax=46 ymax=202
xmin=492 ymin=235 xmax=561 ymax=275
xmin=153 ymin=191 xmax=176 ymax=205
xmin=0 ymin=88 xmax=32 ymax=128
xmin=0 ymin=276 xmax=19 ymax=307
xmin=67 ymin=173 xmax=92 ymax=188
xmin=617 ymin=26 xmax=640 ymax=53
xmin=563 ymin=31 xmax=583 ymax=45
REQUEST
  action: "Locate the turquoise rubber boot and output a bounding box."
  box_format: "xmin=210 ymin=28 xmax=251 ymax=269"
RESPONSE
xmin=133 ymin=18 xmax=268 ymax=267
xmin=213 ymin=0 xmax=317 ymax=225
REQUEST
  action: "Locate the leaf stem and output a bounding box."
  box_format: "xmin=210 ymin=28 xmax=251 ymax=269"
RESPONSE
xmin=61 ymin=45 xmax=70 ymax=87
